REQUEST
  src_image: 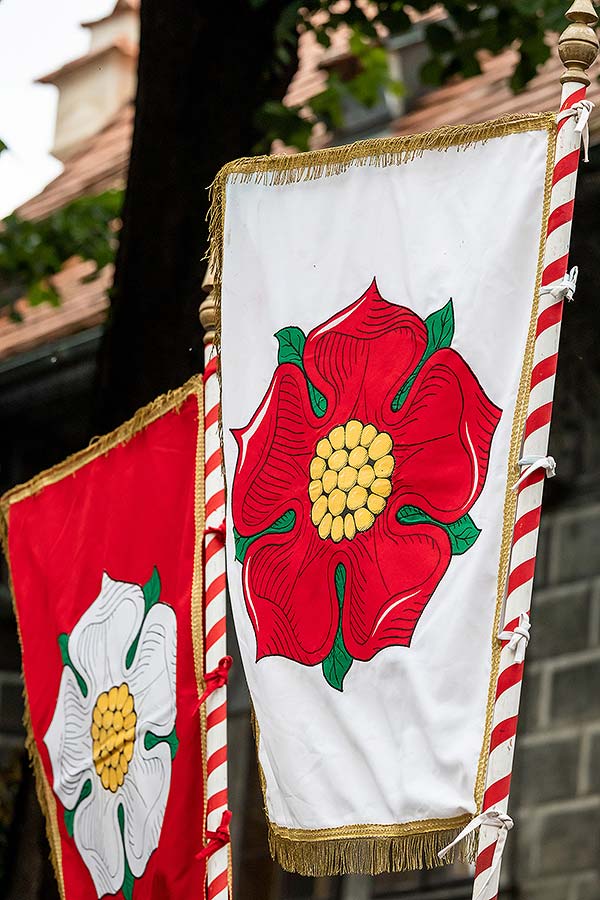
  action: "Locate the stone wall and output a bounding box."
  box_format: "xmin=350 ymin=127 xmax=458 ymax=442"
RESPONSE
xmin=512 ymin=507 xmax=600 ymax=900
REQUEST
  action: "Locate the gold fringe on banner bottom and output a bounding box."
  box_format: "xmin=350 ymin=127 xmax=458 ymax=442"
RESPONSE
xmin=268 ymin=824 xmax=477 ymax=878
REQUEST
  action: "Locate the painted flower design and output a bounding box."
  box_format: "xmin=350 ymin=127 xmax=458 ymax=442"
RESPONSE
xmin=44 ymin=570 xmax=178 ymax=899
xmin=232 ymin=280 xmax=502 ymax=689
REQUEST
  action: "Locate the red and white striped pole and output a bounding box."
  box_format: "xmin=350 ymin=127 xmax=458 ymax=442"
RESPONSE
xmin=200 ymin=273 xmax=231 ymax=900
xmin=472 ymin=4 xmax=599 ymax=898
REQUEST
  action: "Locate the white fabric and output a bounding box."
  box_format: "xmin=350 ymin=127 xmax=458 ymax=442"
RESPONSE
xmin=499 ymin=612 xmax=531 ymax=664
xmin=220 ymin=128 xmax=553 ymax=833
xmin=512 ymin=455 xmax=556 ymax=491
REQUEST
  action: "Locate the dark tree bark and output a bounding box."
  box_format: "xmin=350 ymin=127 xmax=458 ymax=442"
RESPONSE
xmin=94 ymin=0 xmax=296 ymax=431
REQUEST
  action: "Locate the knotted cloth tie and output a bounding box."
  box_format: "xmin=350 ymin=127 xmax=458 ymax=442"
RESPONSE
xmin=205 ymin=519 xmax=226 ymax=543
xmin=196 ymin=809 xmax=232 ymax=861
xmin=512 ymin=455 xmax=556 ymax=492
xmin=196 ymin=656 xmax=232 ymax=709
xmin=499 ymin=612 xmax=531 ymax=664
xmin=540 ymin=266 xmax=579 ymax=302
xmin=439 ymin=809 xmax=514 ymax=900
xmin=556 ymin=99 xmax=595 ymax=162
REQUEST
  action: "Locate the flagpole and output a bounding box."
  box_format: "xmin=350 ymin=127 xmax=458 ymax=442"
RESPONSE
xmin=200 ymin=271 xmax=231 ymax=900
xmin=472 ymin=4 xmax=598 ymax=899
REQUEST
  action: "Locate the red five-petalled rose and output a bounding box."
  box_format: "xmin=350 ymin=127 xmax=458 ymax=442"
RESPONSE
xmin=231 ymin=279 xmax=501 ymax=690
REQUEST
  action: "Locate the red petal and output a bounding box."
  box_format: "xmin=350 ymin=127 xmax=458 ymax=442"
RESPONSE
xmin=232 ymin=363 xmax=320 ymax=535
xmin=341 ymin=519 xmax=451 ymax=661
xmin=303 ymin=279 xmax=427 ymax=424
xmin=386 ymin=348 xmax=501 ymax=524
xmin=243 ymin=517 xmax=338 ymax=665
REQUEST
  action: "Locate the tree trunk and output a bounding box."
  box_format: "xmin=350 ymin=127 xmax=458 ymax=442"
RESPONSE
xmin=94 ymin=0 xmax=295 ymax=431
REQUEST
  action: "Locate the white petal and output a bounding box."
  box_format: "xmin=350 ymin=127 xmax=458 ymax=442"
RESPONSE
xmin=69 ymin=574 xmax=145 ymax=696
xmin=120 ymin=741 xmax=172 ymax=878
xmin=44 ymin=667 xmax=93 ymax=809
xmin=128 ymin=603 xmax=177 ymax=737
xmin=73 ymin=779 xmax=124 ymax=897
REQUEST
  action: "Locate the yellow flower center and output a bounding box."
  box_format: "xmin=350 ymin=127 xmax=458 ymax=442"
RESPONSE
xmin=91 ymin=683 xmax=137 ymax=793
xmin=309 ymin=420 xmax=395 ymax=542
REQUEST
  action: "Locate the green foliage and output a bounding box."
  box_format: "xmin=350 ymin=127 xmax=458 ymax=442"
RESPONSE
xmin=0 ymin=189 xmax=123 ymax=316
xmin=0 ymin=139 xmax=7 ymax=156
xmin=256 ymin=0 xmax=565 ymax=151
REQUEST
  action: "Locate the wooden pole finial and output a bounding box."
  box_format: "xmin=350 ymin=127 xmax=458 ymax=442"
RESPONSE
xmin=200 ymin=265 xmax=217 ymax=346
xmin=559 ymin=0 xmax=599 ymax=85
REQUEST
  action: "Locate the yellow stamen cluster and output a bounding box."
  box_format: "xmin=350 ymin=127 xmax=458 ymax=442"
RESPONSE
xmin=91 ymin=683 xmax=136 ymax=793
xmin=309 ymin=420 xmax=394 ymax=541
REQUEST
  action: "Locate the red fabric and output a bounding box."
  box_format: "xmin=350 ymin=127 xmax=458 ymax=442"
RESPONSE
xmin=6 ymin=394 xmax=205 ymax=900
xmin=233 ymin=280 xmax=501 ymax=664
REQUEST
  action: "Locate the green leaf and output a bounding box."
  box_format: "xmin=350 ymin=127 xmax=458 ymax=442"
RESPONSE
xmin=118 ymin=805 xmax=135 ymax=900
xmin=424 ymin=299 xmax=454 ymax=355
xmin=234 ymin=509 xmax=296 ymax=564
xmin=275 ymin=325 xmax=306 ymax=366
xmin=426 ymin=23 xmax=456 ymax=54
xmin=58 ymin=633 xmax=88 ymax=698
xmin=396 ymin=505 xmax=480 ymax=555
xmin=446 ymin=514 xmax=481 ymax=555
xmin=0 ymin=138 xmax=7 ymax=155
xmin=322 ymin=564 xmax=353 ymax=691
xmin=391 ymin=300 xmax=455 ymax=412
xmin=274 ymin=325 xmax=327 ymax=418
xmin=142 ymin=567 xmax=161 ymax=613
xmin=64 ymin=779 xmax=91 ymax=837
xmin=145 ymin=727 xmax=179 ymax=761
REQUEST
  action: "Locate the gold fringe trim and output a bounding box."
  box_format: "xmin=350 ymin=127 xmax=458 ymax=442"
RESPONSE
xmin=269 ymin=822 xmax=476 ymax=877
xmin=1 ymin=375 xmax=207 ymax=899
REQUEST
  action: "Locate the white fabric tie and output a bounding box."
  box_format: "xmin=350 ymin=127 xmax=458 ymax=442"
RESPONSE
xmin=499 ymin=612 xmax=531 ymax=664
xmin=556 ymin=100 xmax=594 ymax=162
xmin=540 ymin=266 xmax=578 ymax=302
xmin=439 ymin=809 xmax=514 ymax=899
xmin=512 ymin=455 xmax=556 ymax=492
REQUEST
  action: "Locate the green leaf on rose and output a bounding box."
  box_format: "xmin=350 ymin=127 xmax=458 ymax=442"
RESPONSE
xmin=145 ymin=727 xmax=179 ymax=761
xmin=275 ymin=326 xmax=327 ymax=418
xmin=64 ymin=779 xmax=92 ymax=837
xmin=322 ymin=564 xmax=353 ymax=691
xmin=118 ymin=804 xmax=135 ymax=900
xmin=391 ymin=299 xmax=455 ymax=412
xmin=396 ymin=504 xmax=480 ymax=555
xmin=234 ymin=509 xmax=296 ymax=564
xmin=142 ymin=566 xmax=161 ymax=613
xmin=58 ymin=632 xmax=88 ymax=698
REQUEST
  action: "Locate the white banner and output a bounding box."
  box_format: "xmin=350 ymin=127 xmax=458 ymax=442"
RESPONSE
xmin=213 ymin=114 xmax=555 ymax=875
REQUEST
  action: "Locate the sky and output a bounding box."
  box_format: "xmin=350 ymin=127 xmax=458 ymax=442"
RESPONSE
xmin=0 ymin=0 xmax=114 ymax=217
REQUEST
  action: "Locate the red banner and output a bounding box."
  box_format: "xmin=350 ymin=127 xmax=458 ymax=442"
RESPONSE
xmin=1 ymin=379 xmax=206 ymax=900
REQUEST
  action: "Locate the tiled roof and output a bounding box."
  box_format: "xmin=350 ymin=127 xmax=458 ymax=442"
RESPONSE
xmin=4 ymin=29 xmax=597 ymax=364
xmin=393 ymin=46 xmax=600 ymax=136
xmin=36 ymin=39 xmax=137 ymax=85
xmin=0 ymin=260 xmax=111 ymax=361
xmin=16 ymin=104 xmax=133 ymax=220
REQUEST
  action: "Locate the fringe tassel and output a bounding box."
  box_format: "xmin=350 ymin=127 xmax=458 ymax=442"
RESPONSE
xmin=269 ymin=823 xmax=477 ymax=877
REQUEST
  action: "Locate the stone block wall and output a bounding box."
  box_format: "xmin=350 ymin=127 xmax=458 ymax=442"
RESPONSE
xmin=512 ymin=505 xmax=600 ymax=900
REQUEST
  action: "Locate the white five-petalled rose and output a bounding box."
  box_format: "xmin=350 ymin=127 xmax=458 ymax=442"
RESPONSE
xmin=44 ymin=572 xmax=177 ymax=898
